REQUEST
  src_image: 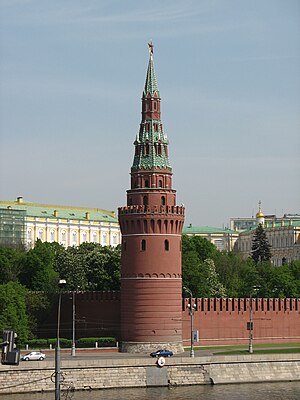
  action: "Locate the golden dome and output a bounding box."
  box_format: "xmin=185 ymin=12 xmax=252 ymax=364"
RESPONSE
xmin=256 ymin=210 xmax=264 ymax=218
xmin=256 ymin=201 xmax=264 ymax=219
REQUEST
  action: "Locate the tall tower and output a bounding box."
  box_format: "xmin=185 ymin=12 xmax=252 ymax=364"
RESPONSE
xmin=118 ymin=43 xmax=185 ymax=353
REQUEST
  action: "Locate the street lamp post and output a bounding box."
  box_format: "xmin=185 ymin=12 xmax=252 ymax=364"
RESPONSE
xmin=55 ymin=279 xmax=66 ymax=400
xmin=183 ymin=286 xmax=195 ymax=358
xmin=248 ymin=286 xmax=259 ymax=354
xmin=71 ymin=291 xmax=76 ymax=357
xmin=249 ymin=293 xmax=254 ymax=354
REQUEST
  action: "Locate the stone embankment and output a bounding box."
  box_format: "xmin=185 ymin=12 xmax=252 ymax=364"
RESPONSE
xmin=0 ymin=354 xmax=300 ymax=394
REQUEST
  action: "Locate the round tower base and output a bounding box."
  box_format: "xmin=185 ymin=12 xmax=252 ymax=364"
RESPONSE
xmin=121 ymin=341 xmax=184 ymax=354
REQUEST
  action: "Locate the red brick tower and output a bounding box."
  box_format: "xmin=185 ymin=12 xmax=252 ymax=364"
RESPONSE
xmin=118 ymin=43 xmax=185 ymax=353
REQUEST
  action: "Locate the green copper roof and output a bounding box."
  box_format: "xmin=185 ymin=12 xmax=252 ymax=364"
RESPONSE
xmin=131 ymin=43 xmax=171 ymax=171
xmin=132 ymin=119 xmax=171 ymax=171
xmin=0 ymin=199 xmax=118 ymax=223
xmin=143 ymin=51 xmax=160 ymax=98
xmin=183 ymin=225 xmax=237 ymax=235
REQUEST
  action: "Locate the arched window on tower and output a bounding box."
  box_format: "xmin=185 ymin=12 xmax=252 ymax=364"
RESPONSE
xmin=158 ymin=179 xmax=163 ymax=188
xmin=158 ymin=143 xmax=162 ymax=156
xmin=145 ymin=179 xmax=149 ymax=188
xmin=143 ymin=195 xmax=148 ymax=206
xmin=164 ymin=239 xmax=169 ymax=251
xmin=141 ymin=239 xmax=146 ymax=251
xmin=161 ymin=196 xmax=166 ymax=206
xmin=146 ymin=142 xmax=150 ymax=155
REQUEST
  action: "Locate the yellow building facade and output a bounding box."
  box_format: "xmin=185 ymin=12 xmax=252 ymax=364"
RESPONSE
xmin=0 ymin=197 xmax=121 ymax=249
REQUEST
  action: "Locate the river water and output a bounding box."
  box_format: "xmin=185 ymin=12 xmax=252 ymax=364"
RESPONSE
xmin=4 ymin=382 xmax=300 ymax=400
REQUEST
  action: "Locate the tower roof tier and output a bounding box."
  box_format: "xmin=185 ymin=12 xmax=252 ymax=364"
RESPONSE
xmin=131 ymin=42 xmax=171 ymax=172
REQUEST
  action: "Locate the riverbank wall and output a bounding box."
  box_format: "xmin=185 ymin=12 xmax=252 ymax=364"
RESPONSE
xmin=0 ymin=354 xmax=300 ymax=395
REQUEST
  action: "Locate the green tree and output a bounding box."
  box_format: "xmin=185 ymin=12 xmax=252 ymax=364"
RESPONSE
xmin=182 ymin=250 xmax=207 ymax=297
xmin=0 ymin=281 xmax=30 ymax=343
xmin=55 ymin=243 xmax=121 ymax=291
xmin=18 ymin=240 xmax=60 ymax=291
xmin=0 ymin=246 xmax=22 ymax=284
xmin=182 ymin=235 xmax=218 ymax=262
xmin=204 ymin=258 xmax=226 ymax=297
xmin=83 ymin=243 xmax=121 ymax=291
xmin=55 ymin=246 xmax=88 ymax=290
xmin=251 ymin=224 xmax=272 ymax=263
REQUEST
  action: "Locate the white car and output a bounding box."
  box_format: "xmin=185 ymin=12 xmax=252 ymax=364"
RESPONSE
xmin=21 ymin=351 xmax=46 ymax=361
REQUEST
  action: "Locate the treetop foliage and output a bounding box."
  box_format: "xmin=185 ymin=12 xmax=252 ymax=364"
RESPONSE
xmin=251 ymin=223 xmax=272 ymax=263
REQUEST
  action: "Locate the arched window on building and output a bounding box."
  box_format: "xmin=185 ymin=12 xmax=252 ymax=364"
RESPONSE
xmin=143 ymin=195 xmax=148 ymax=206
xmin=141 ymin=239 xmax=146 ymax=251
xmin=164 ymin=239 xmax=169 ymax=251
xmin=50 ymin=230 xmax=55 ymax=242
xmin=82 ymin=231 xmax=88 ymax=243
xmin=38 ymin=229 xmax=44 ymax=241
xmin=92 ymin=232 xmax=97 ymax=243
xmin=112 ymin=234 xmax=117 ymax=245
xmin=72 ymin=231 xmax=77 ymax=246
xmin=158 ymin=179 xmax=163 ymax=188
xmin=161 ymin=196 xmax=166 ymax=206
xmin=61 ymin=230 xmax=66 ymax=242
xmin=27 ymin=229 xmax=33 ymax=248
xmin=102 ymin=232 xmax=108 ymax=245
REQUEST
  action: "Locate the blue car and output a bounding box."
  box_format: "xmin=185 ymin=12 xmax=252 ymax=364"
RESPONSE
xmin=150 ymin=349 xmax=173 ymax=358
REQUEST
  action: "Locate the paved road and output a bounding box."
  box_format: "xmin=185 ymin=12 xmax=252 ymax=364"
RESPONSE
xmin=20 ymin=348 xmax=215 ymax=362
xmin=20 ymin=344 xmax=300 ymax=362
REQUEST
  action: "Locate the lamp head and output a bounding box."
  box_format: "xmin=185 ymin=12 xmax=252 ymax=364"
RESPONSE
xmin=58 ymin=279 xmax=67 ymax=288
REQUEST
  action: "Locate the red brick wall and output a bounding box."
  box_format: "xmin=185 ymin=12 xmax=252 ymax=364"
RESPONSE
xmin=39 ymin=293 xmax=300 ymax=346
xmin=182 ymin=297 xmax=300 ymax=346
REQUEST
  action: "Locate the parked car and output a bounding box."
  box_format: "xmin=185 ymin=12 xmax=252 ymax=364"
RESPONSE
xmin=150 ymin=349 xmax=173 ymax=358
xmin=21 ymin=351 xmax=46 ymax=361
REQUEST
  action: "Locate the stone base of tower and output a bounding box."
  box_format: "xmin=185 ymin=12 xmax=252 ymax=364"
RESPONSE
xmin=121 ymin=341 xmax=184 ymax=354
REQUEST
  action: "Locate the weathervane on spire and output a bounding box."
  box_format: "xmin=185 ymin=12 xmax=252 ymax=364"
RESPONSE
xmin=148 ymin=40 xmax=154 ymax=56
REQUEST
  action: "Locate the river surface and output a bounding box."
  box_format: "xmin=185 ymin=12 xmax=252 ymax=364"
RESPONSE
xmin=3 ymin=382 xmax=300 ymax=400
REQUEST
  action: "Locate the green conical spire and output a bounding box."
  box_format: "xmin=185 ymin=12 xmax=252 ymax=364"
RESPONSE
xmin=131 ymin=42 xmax=171 ymax=172
xmin=143 ymin=41 xmax=160 ymax=98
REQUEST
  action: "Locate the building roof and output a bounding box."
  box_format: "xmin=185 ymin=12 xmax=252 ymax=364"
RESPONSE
xmin=0 ymin=198 xmax=118 ymax=223
xmin=183 ymin=225 xmax=237 ymax=235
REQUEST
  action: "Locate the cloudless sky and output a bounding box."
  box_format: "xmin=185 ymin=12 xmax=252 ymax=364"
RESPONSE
xmin=0 ymin=0 xmax=299 ymax=227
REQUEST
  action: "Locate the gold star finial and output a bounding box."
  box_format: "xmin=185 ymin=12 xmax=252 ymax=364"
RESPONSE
xmin=148 ymin=40 xmax=154 ymax=56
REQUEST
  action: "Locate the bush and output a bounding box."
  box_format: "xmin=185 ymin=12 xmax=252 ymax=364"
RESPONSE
xmin=47 ymin=338 xmax=72 ymax=348
xmin=26 ymin=339 xmax=48 ymax=349
xmin=76 ymin=337 xmax=116 ymax=348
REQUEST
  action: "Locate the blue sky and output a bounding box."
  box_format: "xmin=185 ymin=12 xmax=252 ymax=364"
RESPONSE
xmin=0 ymin=0 xmax=299 ymax=227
